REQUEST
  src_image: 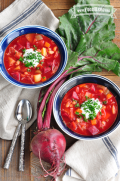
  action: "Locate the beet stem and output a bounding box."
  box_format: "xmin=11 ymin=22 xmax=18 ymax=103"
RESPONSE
xmin=37 ymin=70 xmax=68 ymax=130
xmin=43 ymin=78 xmax=66 ymax=129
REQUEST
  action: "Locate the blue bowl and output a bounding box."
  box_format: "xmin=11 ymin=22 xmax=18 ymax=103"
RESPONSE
xmin=0 ymin=25 xmax=67 ymax=88
xmin=53 ymin=74 xmax=120 ymax=140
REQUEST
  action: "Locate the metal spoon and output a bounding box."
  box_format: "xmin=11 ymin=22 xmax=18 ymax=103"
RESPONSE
xmin=4 ymin=99 xmax=32 ymax=171
xmin=18 ymin=99 xmax=32 ymax=171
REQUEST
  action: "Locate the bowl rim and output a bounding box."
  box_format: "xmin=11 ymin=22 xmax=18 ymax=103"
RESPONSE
xmin=0 ymin=25 xmax=68 ymax=89
xmin=53 ymin=74 xmax=120 ymax=140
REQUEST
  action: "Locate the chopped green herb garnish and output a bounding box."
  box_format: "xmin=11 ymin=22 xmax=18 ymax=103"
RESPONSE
xmin=89 ymin=114 xmax=94 ymax=120
xmin=23 ymin=49 xmax=43 ymax=67
xmin=19 ymin=57 xmax=23 ymax=62
xmin=41 ymin=62 xmax=44 ymax=64
xmin=75 ymin=103 xmax=80 ymax=107
xmin=72 ymin=99 xmax=77 ymax=102
xmin=75 ymin=111 xmax=80 ymax=115
xmin=81 ymin=113 xmax=85 ymax=117
xmin=81 ymin=98 xmax=102 ymax=120
xmin=36 ymin=67 xmax=40 ymax=70
xmin=22 ymin=48 xmax=26 ymax=53
xmin=84 ymin=117 xmax=88 ymax=122
xmin=85 ymin=96 xmax=89 ymax=100
xmin=27 ymin=69 xmax=31 ymax=72
xmin=42 ymin=76 xmax=46 ymax=79
xmin=103 ymin=101 xmax=107 ymax=104
xmin=33 ymin=45 xmax=37 ymax=50
xmin=100 ymin=111 xmax=102 ymax=115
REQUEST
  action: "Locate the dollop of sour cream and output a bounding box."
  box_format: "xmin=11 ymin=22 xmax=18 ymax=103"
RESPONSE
xmin=81 ymin=98 xmax=102 ymax=119
xmin=23 ymin=48 xmax=44 ymax=67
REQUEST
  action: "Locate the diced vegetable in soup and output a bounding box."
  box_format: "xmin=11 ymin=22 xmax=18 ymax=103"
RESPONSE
xmin=61 ymin=83 xmax=118 ymax=136
xmin=4 ymin=33 xmax=61 ymax=84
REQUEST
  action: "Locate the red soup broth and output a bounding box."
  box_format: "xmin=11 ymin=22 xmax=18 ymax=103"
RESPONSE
xmin=61 ymin=83 xmax=118 ymax=136
xmin=4 ymin=33 xmax=61 ymax=84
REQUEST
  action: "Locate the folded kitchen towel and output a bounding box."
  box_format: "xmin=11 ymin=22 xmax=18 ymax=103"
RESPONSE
xmin=57 ymin=125 xmax=120 ymax=181
xmin=0 ymin=0 xmax=59 ymax=140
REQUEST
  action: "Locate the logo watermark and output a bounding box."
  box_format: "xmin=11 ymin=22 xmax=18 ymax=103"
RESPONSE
xmin=71 ymin=4 xmax=117 ymax=19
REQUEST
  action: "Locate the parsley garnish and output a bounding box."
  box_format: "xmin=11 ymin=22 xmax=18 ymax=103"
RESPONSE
xmin=23 ymin=50 xmax=43 ymax=67
xmin=81 ymin=98 xmax=102 ymax=120
xmin=103 ymin=101 xmax=107 ymax=104
xmin=19 ymin=57 xmax=23 ymax=62
xmin=84 ymin=117 xmax=88 ymax=122
xmin=85 ymin=96 xmax=89 ymax=100
xmin=36 ymin=67 xmax=40 ymax=70
xmin=33 ymin=45 xmax=37 ymax=50
xmin=75 ymin=111 xmax=80 ymax=115
xmin=100 ymin=111 xmax=102 ymax=115
xmin=22 ymin=48 xmax=26 ymax=53
xmin=27 ymin=69 xmax=31 ymax=72
xmin=75 ymin=103 xmax=80 ymax=107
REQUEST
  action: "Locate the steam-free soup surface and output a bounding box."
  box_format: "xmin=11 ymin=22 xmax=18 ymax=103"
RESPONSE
xmin=4 ymin=33 xmax=61 ymax=84
xmin=61 ymin=83 xmax=118 ymax=136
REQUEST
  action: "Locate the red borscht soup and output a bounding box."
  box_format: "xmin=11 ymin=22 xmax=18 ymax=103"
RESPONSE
xmin=4 ymin=33 xmax=61 ymax=84
xmin=61 ymin=83 xmax=118 ymax=136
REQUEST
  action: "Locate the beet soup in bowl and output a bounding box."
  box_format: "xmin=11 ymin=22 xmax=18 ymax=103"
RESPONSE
xmin=0 ymin=25 xmax=67 ymax=88
xmin=53 ymin=74 xmax=120 ymax=140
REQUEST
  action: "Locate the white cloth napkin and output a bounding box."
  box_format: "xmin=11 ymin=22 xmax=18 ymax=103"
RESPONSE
xmin=57 ymin=125 xmax=120 ymax=181
xmin=0 ymin=0 xmax=59 ymax=140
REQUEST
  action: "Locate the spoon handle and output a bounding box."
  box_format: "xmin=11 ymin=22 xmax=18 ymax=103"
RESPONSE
xmin=19 ymin=123 xmax=26 ymax=171
xmin=4 ymin=123 xmax=21 ymax=169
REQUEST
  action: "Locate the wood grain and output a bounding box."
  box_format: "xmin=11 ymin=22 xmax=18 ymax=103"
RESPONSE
xmin=0 ymin=129 xmax=31 ymax=181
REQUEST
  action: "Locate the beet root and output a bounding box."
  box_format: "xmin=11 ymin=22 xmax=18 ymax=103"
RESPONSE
xmin=31 ymin=129 xmax=66 ymax=180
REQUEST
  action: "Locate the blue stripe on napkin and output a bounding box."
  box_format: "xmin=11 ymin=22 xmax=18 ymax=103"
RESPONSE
xmin=65 ymin=167 xmax=71 ymax=176
xmin=0 ymin=0 xmax=43 ymax=37
xmin=103 ymin=137 xmax=120 ymax=169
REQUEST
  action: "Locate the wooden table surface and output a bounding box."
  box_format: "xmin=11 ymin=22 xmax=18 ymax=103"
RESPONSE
xmin=0 ymin=0 xmax=120 ymax=181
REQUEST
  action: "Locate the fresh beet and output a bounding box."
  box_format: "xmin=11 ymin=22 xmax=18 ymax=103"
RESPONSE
xmin=31 ymin=129 xmax=66 ymax=164
xmin=31 ymin=78 xmax=67 ymax=180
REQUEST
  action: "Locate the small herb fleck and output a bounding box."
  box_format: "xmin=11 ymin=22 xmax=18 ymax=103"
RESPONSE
xmin=27 ymin=69 xmax=31 ymax=72
xmin=22 ymin=48 xmax=26 ymax=53
xmin=19 ymin=57 xmax=23 ymax=62
xmin=85 ymin=96 xmax=89 ymax=100
xmin=75 ymin=111 xmax=80 ymax=115
xmin=84 ymin=117 xmax=88 ymax=122
xmin=103 ymin=101 xmax=107 ymax=104
xmin=36 ymin=67 xmax=40 ymax=70
xmin=75 ymin=103 xmax=80 ymax=107
xmin=33 ymin=45 xmax=37 ymax=50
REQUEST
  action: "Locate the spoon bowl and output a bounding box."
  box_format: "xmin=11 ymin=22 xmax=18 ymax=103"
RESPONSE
xmin=16 ymin=99 xmax=32 ymax=123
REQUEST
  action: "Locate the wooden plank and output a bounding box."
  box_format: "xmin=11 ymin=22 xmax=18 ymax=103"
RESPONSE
xmin=0 ymin=129 xmax=31 ymax=181
xmin=110 ymin=0 xmax=120 ymax=7
xmin=43 ymin=0 xmax=120 ymax=9
xmin=42 ymin=0 xmax=75 ymax=10
xmin=0 ymin=0 xmax=15 ymax=12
